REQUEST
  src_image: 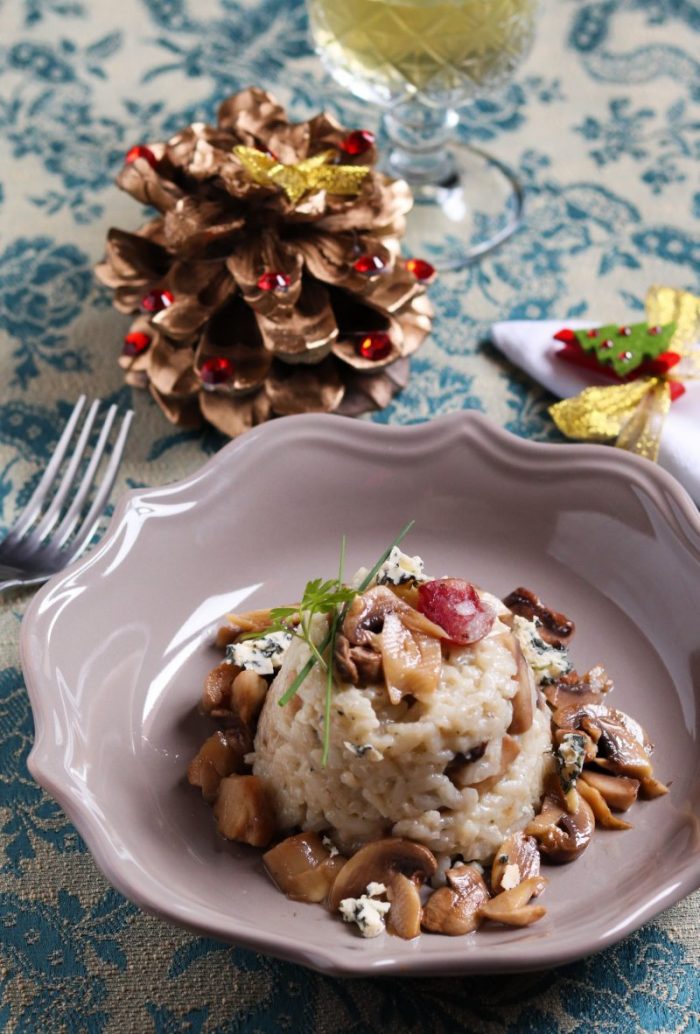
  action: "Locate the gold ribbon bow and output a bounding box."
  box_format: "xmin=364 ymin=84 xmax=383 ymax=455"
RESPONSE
xmin=233 ymin=145 xmax=369 ymax=205
xmin=550 ymin=286 xmax=700 ymax=461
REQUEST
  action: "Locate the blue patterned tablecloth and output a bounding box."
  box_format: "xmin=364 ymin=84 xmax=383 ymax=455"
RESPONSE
xmin=1 ymin=0 xmax=699 ymax=1030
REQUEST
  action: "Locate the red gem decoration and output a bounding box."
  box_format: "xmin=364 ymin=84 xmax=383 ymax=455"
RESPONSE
xmin=405 ymin=258 xmax=436 ymax=281
xmin=600 ymin=339 xmax=614 ymax=350
xmin=123 ymin=331 xmax=151 ymax=357
xmin=618 ymin=350 xmax=633 ymax=362
xmin=339 ymin=130 xmax=375 ymax=156
xmin=648 ymin=325 xmax=662 ymax=335
xmin=125 ymin=145 xmax=158 ymax=168
xmin=257 ymin=271 xmax=291 ymax=292
xmin=199 ymin=356 xmax=235 ymax=386
xmin=586 ymin=329 xmax=599 ymax=338
xmin=553 ymin=328 xmax=577 ymax=344
xmin=353 ymin=254 xmax=385 ymax=275
xmin=669 ymin=381 xmax=686 ymax=402
xmin=141 ymin=289 xmax=174 ymax=313
xmin=357 ymin=332 xmax=392 ymax=361
xmin=618 ymin=326 xmax=632 ymax=336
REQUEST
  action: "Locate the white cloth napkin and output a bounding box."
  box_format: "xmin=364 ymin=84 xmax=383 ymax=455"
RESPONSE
xmin=491 ymin=319 xmax=700 ymax=505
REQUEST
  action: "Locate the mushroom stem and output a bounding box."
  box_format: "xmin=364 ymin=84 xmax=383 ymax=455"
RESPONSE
xmin=478 ymin=876 xmax=548 ymax=927
xmin=580 ymin=770 xmax=640 ymax=811
xmin=386 ymin=873 xmax=422 ymax=939
xmin=576 ymin=778 xmax=632 ymax=831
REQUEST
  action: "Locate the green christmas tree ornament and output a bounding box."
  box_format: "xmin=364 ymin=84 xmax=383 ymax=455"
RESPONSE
xmin=554 ymin=321 xmax=677 ymax=377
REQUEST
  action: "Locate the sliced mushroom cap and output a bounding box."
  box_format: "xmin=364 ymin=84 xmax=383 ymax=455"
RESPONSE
xmin=338 ymin=587 xmax=446 ymax=704
xmin=553 ymin=702 xmax=667 ymax=798
xmin=328 ymin=837 xmax=437 ymax=912
xmin=340 ymin=587 xmax=395 ymax=647
xmin=386 ymin=872 xmax=422 ymax=939
xmin=491 ymin=831 xmax=540 ymax=893
xmin=422 ymin=865 xmax=490 ymax=935
xmin=501 ymin=634 xmax=535 ymax=734
xmin=223 ymin=717 xmax=255 ymax=765
xmin=334 ymin=633 xmax=383 ymax=686
xmin=444 ymin=742 xmax=488 ymax=787
xmin=554 ymin=701 xmax=649 ymax=749
xmin=478 ymin=875 xmax=547 ymax=927
xmin=215 ymin=624 xmax=239 ymax=650
xmin=386 ymin=582 xmax=421 ymax=609
xmin=187 ymin=728 xmax=249 ymax=802
xmin=542 ymin=665 xmax=613 ymax=709
xmin=220 ymin=608 xmax=295 ymax=642
xmin=231 ymin=669 xmax=268 ymax=725
xmin=525 ymin=791 xmax=595 ymax=864
xmin=580 ymin=769 xmax=640 ymax=811
xmin=263 ymin=832 xmax=346 ymax=903
xmin=201 ymin=660 xmax=240 ymax=713
xmin=502 ymin=587 xmax=575 ymax=646
xmin=342 ymin=586 xmax=445 ymax=646
xmin=213 ymin=774 xmax=276 ymax=847
xmin=381 ymin=611 xmax=443 ymax=704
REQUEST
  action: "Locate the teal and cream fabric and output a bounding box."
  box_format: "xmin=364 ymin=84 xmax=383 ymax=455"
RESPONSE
xmin=1 ymin=0 xmax=698 ymax=1029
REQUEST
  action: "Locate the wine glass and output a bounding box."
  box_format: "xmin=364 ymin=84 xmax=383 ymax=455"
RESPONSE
xmin=306 ymin=0 xmax=538 ymax=270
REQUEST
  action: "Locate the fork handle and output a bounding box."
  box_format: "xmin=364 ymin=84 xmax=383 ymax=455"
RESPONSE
xmin=0 ymin=563 xmax=36 ymax=592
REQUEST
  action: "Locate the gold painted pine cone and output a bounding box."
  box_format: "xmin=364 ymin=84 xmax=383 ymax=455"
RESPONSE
xmin=96 ymin=87 xmax=434 ymax=436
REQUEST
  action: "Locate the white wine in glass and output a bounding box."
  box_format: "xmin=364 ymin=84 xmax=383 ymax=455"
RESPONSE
xmin=307 ymin=0 xmax=539 ymax=268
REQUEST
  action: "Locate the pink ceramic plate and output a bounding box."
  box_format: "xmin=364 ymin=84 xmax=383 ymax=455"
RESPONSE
xmin=20 ymin=412 xmax=700 ymax=977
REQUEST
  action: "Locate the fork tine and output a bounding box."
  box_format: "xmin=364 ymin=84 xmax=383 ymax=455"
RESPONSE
xmin=29 ymin=399 xmax=102 ymax=545
xmin=61 ymin=408 xmax=134 ymax=563
xmin=3 ymin=395 xmax=87 ymax=546
xmin=51 ymin=404 xmax=117 ymax=549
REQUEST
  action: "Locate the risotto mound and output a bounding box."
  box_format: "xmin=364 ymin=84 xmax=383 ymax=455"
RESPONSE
xmin=253 ymin=600 xmax=551 ymax=862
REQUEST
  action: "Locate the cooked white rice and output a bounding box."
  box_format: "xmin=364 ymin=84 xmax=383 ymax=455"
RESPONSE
xmin=252 ymin=607 xmax=552 ymax=863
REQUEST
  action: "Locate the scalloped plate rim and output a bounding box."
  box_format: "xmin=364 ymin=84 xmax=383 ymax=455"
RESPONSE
xmin=19 ymin=411 xmax=700 ymax=977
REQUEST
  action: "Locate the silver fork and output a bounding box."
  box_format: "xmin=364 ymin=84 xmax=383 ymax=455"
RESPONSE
xmin=0 ymin=396 xmax=134 ymax=592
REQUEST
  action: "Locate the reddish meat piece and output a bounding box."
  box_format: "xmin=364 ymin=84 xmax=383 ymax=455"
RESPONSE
xmin=417 ymin=579 xmax=495 ymax=646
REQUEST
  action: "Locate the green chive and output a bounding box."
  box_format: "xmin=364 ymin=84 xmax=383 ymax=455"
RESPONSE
xmin=277 ymin=520 xmax=415 ymax=708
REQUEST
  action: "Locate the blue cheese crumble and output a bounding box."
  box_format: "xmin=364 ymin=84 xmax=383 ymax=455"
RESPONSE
xmin=512 ymin=615 xmax=572 ymax=684
xmin=376 ymin=547 xmax=425 ymax=587
xmin=338 ymin=882 xmax=390 ymax=938
xmin=343 ymin=741 xmax=384 ymax=761
xmin=226 ymin=631 xmax=293 ymax=676
xmin=556 ymin=732 xmax=587 ymax=793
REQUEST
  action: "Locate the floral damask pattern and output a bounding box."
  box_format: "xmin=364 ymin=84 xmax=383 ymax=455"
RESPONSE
xmin=0 ymin=0 xmax=698 ymax=1029
xmin=0 ymin=238 xmax=93 ymax=386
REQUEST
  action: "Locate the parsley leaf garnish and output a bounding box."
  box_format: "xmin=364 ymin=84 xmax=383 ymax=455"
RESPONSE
xmin=250 ymin=520 xmax=415 ymax=766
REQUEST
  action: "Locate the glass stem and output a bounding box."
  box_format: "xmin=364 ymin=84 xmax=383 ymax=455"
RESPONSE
xmin=381 ymin=101 xmax=459 ymax=187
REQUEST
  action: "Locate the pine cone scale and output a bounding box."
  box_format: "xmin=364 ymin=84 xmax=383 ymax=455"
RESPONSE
xmin=98 ymin=89 xmax=432 ymax=434
xmin=255 ymin=279 xmax=338 ymax=364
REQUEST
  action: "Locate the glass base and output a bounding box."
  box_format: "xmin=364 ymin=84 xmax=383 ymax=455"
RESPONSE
xmin=389 ymin=143 xmax=524 ymax=272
